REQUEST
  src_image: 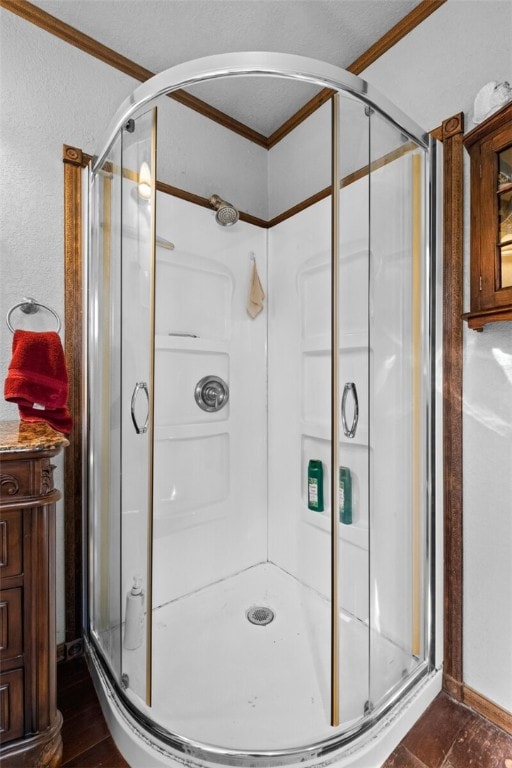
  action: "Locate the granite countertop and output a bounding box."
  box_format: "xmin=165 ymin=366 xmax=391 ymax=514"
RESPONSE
xmin=0 ymin=420 xmax=70 ymax=454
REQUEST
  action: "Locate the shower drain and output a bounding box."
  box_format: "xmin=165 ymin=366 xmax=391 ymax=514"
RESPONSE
xmin=246 ymin=606 xmax=275 ymax=626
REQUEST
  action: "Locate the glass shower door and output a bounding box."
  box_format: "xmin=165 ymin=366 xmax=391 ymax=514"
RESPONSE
xmin=88 ymin=108 xmax=157 ymax=708
xmin=332 ymin=97 xmax=430 ymax=725
xmin=89 ymin=132 xmax=123 ymax=685
xmin=333 ymin=93 xmax=371 ymax=726
xmin=119 ymin=108 xmax=157 ymax=707
xmin=368 ymin=113 xmax=428 ymax=709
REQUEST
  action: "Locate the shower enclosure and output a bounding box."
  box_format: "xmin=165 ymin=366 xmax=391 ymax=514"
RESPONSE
xmin=86 ymin=53 xmax=440 ymax=767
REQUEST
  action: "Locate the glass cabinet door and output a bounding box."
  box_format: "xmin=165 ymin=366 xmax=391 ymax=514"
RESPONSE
xmin=463 ymin=103 xmax=512 ymax=328
xmin=498 ymin=145 xmax=512 ymax=288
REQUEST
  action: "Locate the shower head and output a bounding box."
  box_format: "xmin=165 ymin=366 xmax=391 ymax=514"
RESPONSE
xmin=209 ymin=194 xmax=239 ymax=227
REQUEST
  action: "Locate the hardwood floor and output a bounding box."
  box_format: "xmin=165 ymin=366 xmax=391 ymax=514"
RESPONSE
xmin=58 ymin=657 xmax=512 ymax=767
xmin=383 ymin=693 xmax=512 ymax=767
xmin=57 ymin=656 xmax=129 ymax=767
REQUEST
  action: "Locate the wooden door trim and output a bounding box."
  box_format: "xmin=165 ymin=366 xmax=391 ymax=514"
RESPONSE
xmin=63 ymin=145 xmax=89 ymax=646
xmin=438 ymin=113 xmax=465 ymax=700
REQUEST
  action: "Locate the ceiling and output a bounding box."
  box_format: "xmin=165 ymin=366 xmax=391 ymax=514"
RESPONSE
xmin=32 ymin=0 xmax=420 ymax=136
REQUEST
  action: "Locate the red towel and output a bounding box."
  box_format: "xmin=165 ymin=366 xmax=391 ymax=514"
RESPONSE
xmin=4 ymin=330 xmax=72 ymax=435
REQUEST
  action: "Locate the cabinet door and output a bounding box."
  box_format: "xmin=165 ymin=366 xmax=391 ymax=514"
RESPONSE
xmin=0 ymin=669 xmax=24 ymax=741
xmin=479 ymin=123 xmax=512 ymax=310
xmin=0 ymin=588 xmax=23 ymax=664
xmin=0 ymin=512 xmax=22 ymax=578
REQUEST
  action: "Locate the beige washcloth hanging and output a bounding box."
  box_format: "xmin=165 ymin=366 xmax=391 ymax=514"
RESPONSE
xmin=247 ymin=255 xmax=265 ymax=318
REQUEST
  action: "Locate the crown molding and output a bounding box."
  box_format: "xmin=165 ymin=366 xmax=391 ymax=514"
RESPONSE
xmin=3 ymin=0 xmax=445 ymax=150
xmin=266 ymin=0 xmax=447 ymax=148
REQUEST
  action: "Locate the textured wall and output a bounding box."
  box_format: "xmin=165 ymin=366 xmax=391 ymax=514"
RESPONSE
xmin=157 ymin=97 xmax=268 ymax=219
xmin=363 ymin=0 xmax=512 ymax=713
xmin=0 ymin=9 xmax=139 ymax=644
xmin=0 ymin=10 xmax=137 ymax=422
xmin=267 ymin=102 xmax=331 ymax=219
xmin=0 ymin=9 xmax=267 ymax=644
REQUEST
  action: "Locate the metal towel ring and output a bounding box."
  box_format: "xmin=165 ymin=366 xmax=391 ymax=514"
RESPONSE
xmin=6 ymin=297 xmax=62 ymax=334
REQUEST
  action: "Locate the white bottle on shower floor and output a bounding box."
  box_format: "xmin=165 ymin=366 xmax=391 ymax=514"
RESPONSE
xmin=124 ymin=576 xmax=144 ymax=650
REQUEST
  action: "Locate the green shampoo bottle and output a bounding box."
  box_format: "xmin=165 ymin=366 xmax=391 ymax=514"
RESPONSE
xmin=307 ymin=460 xmax=324 ymax=512
xmin=339 ymin=466 xmax=352 ymax=524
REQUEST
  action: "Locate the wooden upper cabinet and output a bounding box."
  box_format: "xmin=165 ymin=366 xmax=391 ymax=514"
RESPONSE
xmin=463 ymin=101 xmax=512 ymax=330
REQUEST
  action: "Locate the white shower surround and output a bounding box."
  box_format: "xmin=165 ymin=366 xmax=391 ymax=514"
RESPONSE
xmin=151 ymin=194 xmax=268 ymax=606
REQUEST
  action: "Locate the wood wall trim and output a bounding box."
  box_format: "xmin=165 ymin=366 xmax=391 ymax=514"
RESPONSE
xmin=266 ymin=0 xmax=447 ymax=148
xmin=440 ymin=111 xmax=465 ymax=701
xmin=266 ymin=141 xmax=418 ymax=227
xmin=169 ymin=90 xmax=268 ymax=149
xmin=3 ymin=0 xmax=445 ymax=152
xmin=157 ymin=140 xmax=419 ymax=230
xmin=463 ymin=685 xmax=512 ymax=735
xmin=1 ymin=0 xmax=155 ymax=80
xmin=443 ymin=672 xmax=464 ymax=702
xmin=0 ymin=0 xmax=268 ymax=149
xmin=63 ymin=144 xmax=88 ymax=644
xmin=267 ymin=89 xmax=335 ymax=149
xmin=347 ymin=0 xmax=446 ymax=75
xmin=156 ymin=181 xmax=214 ymax=212
xmin=156 ymin=181 xmax=269 ymax=229
xmin=267 ymin=186 xmax=331 ymax=228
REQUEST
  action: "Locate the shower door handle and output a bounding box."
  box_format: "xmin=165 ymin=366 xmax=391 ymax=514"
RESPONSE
xmin=131 ymin=382 xmax=149 ymax=434
xmin=341 ymin=382 xmax=359 ymax=439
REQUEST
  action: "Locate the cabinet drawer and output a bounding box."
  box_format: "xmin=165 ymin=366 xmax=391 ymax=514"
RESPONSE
xmin=0 ymin=511 xmax=22 ymax=578
xmin=0 ymin=668 xmax=24 ymax=742
xmin=0 ymin=588 xmax=23 ymax=662
xmin=0 ymin=458 xmax=54 ymax=502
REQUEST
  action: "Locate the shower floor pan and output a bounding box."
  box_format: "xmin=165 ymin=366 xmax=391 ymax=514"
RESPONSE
xmin=115 ymin=563 xmax=418 ymax=753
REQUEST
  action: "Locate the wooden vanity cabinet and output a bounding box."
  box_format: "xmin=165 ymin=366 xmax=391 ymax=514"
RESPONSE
xmin=0 ymin=421 xmax=68 ymax=767
xmin=463 ymin=101 xmax=512 ymax=330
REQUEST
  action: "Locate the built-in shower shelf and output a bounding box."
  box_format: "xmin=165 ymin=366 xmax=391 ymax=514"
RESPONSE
xmin=340 ymin=521 xmax=368 ymax=549
xmin=301 ymin=331 xmax=368 ymax=354
xmin=304 ymin=508 xmax=369 ymax=549
xmin=155 ymin=334 xmax=229 ymax=353
xmin=154 ymin=423 xmax=229 ymax=441
xmin=340 ymin=430 xmax=368 ymax=447
xmin=301 ymin=421 xmax=369 ymax=447
xmin=301 ymin=421 xmax=329 ymax=440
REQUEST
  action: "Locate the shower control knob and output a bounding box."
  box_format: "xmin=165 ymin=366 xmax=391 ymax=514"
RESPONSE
xmin=195 ymin=375 xmax=229 ymax=412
